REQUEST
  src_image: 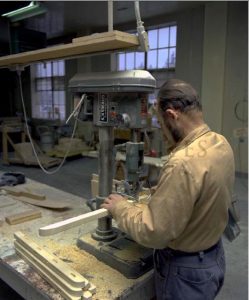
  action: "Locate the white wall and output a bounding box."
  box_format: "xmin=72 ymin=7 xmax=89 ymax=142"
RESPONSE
xmin=222 ymin=2 xmax=248 ymax=174
xmin=201 ymin=1 xmax=248 ymax=173
xmin=175 ymin=6 xmax=204 ymax=94
xmin=201 ymin=2 xmax=228 ymax=133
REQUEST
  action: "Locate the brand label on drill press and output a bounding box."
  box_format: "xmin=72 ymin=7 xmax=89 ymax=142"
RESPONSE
xmin=99 ymin=93 xmax=108 ymax=123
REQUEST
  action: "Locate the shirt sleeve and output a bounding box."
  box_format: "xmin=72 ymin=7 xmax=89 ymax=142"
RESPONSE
xmin=111 ymin=160 xmax=200 ymax=249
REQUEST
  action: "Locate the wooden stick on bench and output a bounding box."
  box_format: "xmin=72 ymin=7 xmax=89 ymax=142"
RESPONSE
xmin=39 ymin=208 xmax=108 ymax=236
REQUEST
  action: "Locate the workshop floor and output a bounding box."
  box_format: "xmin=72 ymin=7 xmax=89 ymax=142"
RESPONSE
xmin=0 ymin=157 xmax=247 ymax=300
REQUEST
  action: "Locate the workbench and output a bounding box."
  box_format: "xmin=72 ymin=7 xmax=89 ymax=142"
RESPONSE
xmin=0 ymin=178 xmax=155 ymax=300
xmin=0 ymin=123 xmax=61 ymax=168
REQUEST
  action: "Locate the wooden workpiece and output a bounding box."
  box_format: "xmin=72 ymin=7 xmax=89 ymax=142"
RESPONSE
xmin=14 ymin=231 xmax=97 ymax=299
xmin=1 ymin=186 xmax=71 ymax=209
xmin=83 ymin=291 xmax=93 ymax=300
xmin=0 ymin=31 xmax=139 ymax=68
xmin=39 ymin=208 xmax=108 ymax=236
xmin=2 ymin=186 xmax=46 ymax=200
xmin=6 ymin=210 xmax=41 ymax=225
xmin=15 ymin=242 xmax=87 ymax=299
xmin=14 ymin=231 xmax=89 ymax=288
xmin=0 ymin=123 xmax=61 ymax=168
xmin=11 ymin=195 xmax=71 ymax=210
xmin=83 ymin=150 xmax=166 ymax=168
xmin=0 ymin=195 xmax=17 ymax=208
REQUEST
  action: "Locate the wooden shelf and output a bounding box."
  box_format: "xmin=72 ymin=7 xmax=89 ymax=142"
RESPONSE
xmin=0 ymin=31 xmax=139 ymax=68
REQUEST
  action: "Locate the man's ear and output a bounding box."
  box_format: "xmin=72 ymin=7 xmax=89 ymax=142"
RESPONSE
xmin=164 ymin=108 xmax=178 ymax=120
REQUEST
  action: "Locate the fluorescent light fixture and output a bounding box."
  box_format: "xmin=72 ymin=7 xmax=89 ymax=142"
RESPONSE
xmin=2 ymin=1 xmax=47 ymax=22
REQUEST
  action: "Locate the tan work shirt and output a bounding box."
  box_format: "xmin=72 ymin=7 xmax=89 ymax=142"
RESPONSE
xmin=112 ymin=124 xmax=235 ymax=252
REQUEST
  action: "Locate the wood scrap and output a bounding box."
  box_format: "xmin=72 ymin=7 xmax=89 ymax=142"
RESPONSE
xmin=2 ymin=138 xmax=62 ymax=168
xmin=14 ymin=231 xmax=94 ymax=300
xmin=1 ymin=186 xmax=22 ymax=196
xmin=39 ymin=208 xmax=108 ymax=236
xmin=5 ymin=210 xmax=41 ymax=225
xmin=85 ymin=283 xmax=96 ymax=294
xmin=1 ymin=186 xmax=69 ymax=209
xmin=20 ymin=189 xmax=46 ymax=200
xmin=11 ymin=196 xmax=70 ymax=210
xmin=2 ymin=186 xmax=46 ymax=200
xmin=0 ymin=195 xmax=17 ymax=208
xmin=91 ymin=173 xmax=122 ymax=198
xmin=82 ymin=291 xmax=92 ymax=300
xmin=90 ymin=179 xmax=98 ymax=198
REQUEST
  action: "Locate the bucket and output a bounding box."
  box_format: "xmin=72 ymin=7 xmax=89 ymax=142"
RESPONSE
xmin=40 ymin=132 xmax=54 ymax=152
xmin=37 ymin=126 xmax=54 ymax=152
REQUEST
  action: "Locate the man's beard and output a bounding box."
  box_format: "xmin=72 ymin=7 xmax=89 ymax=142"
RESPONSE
xmin=165 ymin=120 xmax=183 ymax=144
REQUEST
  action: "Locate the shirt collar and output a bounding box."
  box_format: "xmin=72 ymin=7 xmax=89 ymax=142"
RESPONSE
xmin=172 ymin=124 xmax=211 ymax=154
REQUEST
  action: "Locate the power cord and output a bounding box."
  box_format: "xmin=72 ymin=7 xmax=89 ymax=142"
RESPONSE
xmin=233 ymin=98 xmax=248 ymax=188
xmin=17 ymin=70 xmax=85 ymax=175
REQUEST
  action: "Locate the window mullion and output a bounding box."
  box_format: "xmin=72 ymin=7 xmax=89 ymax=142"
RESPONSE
xmin=51 ymin=62 xmax=54 ymax=120
xmin=157 ymin=28 xmax=159 ymax=69
xmin=168 ymin=26 xmax=171 ymax=68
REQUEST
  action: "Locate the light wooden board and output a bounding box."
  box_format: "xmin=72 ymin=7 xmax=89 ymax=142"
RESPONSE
xmin=15 ymin=242 xmax=84 ymax=296
xmin=116 ymin=151 xmax=165 ymax=167
xmin=0 ymin=195 xmax=17 ymax=208
xmin=83 ymin=151 xmax=166 ymax=167
xmin=12 ymin=195 xmax=70 ymax=210
xmin=0 ymin=31 xmax=139 ymax=68
xmin=82 ymin=291 xmax=92 ymax=300
xmin=1 ymin=186 xmax=22 ymax=196
xmin=2 ymin=186 xmax=46 ymax=200
xmin=14 ymin=231 xmax=89 ymax=288
xmin=39 ymin=208 xmax=108 ymax=236
xmin=15 ymin=243 xmax=85 ymax=300
xmin=6 ymin=210 xmax=41 ymax=225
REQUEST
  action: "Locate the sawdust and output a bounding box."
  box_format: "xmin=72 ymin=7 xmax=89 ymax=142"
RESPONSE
xmin=44 ymin=240 xmax=134 ymax=300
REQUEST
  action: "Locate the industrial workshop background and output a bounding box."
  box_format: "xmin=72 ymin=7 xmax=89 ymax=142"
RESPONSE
xmin=0 ymin=1 xmax=247 ymax=300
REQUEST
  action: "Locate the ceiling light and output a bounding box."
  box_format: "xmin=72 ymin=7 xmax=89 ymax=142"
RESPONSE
xmin=2 ymin=1 xmax=47 ymax=22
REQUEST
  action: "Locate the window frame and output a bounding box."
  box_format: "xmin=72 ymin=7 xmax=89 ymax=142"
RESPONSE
xmin=117 ymin=23 xmax=177 ymax=72
xmin=32 ymin=60 xmax=66 ymax=121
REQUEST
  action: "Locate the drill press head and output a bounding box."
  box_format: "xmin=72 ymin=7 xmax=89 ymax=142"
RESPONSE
xmin=69 ymin=70 xmax=155 ymax=235
xmin=69 ymin=70 xmax=156 ymax=198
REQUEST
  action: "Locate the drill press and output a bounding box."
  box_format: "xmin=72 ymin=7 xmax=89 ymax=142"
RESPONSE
xmin=68 ymin=70 xmax=156 ymax=278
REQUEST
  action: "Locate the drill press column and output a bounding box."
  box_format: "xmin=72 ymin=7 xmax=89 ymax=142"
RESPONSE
xmin=92 ymin=126 xmax=117 ymax=241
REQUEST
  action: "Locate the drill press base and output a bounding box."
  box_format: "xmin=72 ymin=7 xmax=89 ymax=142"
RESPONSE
xmin=77 ymin=230 xmax=153 ymax=279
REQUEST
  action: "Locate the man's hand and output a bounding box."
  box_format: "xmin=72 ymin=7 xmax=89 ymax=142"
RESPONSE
xmin=101 ymin=193 xmax=125 ymax=215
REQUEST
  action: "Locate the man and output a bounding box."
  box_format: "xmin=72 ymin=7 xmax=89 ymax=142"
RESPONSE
xmin=102 ymin=79 xmax=235 ymax=300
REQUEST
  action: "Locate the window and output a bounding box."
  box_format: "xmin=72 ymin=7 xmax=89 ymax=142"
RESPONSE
xmin=32 ymin=60 xmax=66 ymax=120
xmin=117 ymin=25 xmax=177 ymax=71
